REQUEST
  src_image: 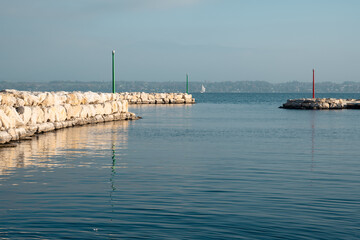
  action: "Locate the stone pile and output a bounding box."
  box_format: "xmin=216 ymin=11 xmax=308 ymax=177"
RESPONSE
xmin=120 ymin=92 xmax=195 ymax=104
xmin=281 ymin=98 xmax=360 ymax=110
xmin=0 ymin=90 xmax=138 ymax=144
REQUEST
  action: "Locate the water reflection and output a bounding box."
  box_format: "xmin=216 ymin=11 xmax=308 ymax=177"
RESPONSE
xmin=311 ymin=111 xmax=316 ymax=171
xmin=110 ymin=135 xmax=117 ymax=221
xmin=0 ymin=121 xmax=129 ymax=178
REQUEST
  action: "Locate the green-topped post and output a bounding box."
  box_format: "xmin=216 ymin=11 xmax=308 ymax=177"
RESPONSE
xmin=186 ymin=73 xmax=189 ymax=94
xmin=112 ymin=50 xmax=115 ymax=93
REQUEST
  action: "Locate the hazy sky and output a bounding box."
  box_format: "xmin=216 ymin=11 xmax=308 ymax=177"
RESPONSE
xmin=1 ymin=0 xmax=359 ymax=83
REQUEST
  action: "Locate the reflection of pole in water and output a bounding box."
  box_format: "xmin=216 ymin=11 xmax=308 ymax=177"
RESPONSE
xmin=110 ymin=143 xmax=116 ymax=221
xmin=111 ymin=143 xmax=116 ymax=190
xmin=108 ymin=122 xmax=129 ymax=222
xmin=311 ymin=111 xmax=315 ymax=171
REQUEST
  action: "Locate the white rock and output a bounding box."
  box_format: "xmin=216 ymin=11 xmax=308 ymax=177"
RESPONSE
xmin=88 ymin=105 xmax=96 ymax=117
xmin=80 ymin=105 xmax=91 ymax=118
xmin=94 ymin=104 xmax=105 ymax=115
xmin=99 ymin=93 xmax=107 ymax=104
xmin=54 ymin=106 xmax=67 ymax=122
xmin=65 ymin=104 xmax=82 ymax=119
xmin=111 ymin=101 xmax=118 ymax=113
xmin=47 ymin=107 xmax=57 ymax=122
xmin=66 ymin=93 xmax=80 ymax=105
xmin=1 ymin=94 xmax=16 ymax=106
xmin=3 ymin=106 xmax=24 ymax=127
xmin=7 ymin=128 xmax=19 ymax=140
xmin=30 ymin=106 xmax=40 ymax=125
xmin=121 ymin=101 xmax=128 ymax=113
xmin=36 ymin=107 xmax=45 ymax=124
xmin=0 ymin=131 xmax=12 ymax=143
xmin=38 ymin=123 xmax=55 ymax=133
xmin=103 ymin=102 xmax=112 ymax=115
xmin=37 ymin=92 xmax=47 ymax=105
xmin=184 ymin=94 xmax=192 ymax=99
xmin=16 ymin=128 xmax=27 ymax=138
xmin=20 ymin=106 xmax=32 ymax=125
xmin=53 ymin=94 xmax=63 ymax=105
xmin=41 ymin=93 xmax=55 ymax=107
xmin=116 ymin=101 xmax=123 ymax=113
xmin=0 ymin=109 xmax=14 ymax=129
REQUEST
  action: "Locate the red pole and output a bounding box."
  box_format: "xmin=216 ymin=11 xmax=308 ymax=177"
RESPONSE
xmin=313 ymin=69 xmax=315 ymax=98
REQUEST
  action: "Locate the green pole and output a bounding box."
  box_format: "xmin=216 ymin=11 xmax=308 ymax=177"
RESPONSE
xmin=112 ymin=50 xmax=115 ymax=93
xmin=186 ymin=73 xmax=189 ymax=94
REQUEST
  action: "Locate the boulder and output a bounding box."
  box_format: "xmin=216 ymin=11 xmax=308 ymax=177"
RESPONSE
xmin=0 ymin=109 xmax=14 ymax=129
xmin=94 ymin=104 xmax=105 ymax=115
xmin=15 ymin=128 xmax=27 ymax=139
xmin=3 ymin=106 xmax=24 ymax=127
xmin=185 ymin=98 xmax=193 ymax=104
xmin=7 ymin=128 xmax=18 ymax=140
xmin=19 ymin=106 xmax=32 ymax=125
xmin=37 ymin=123 xmax=55 ymax=133
xmin=88 ymin=105 xmax=96 ymax=117
xmin=0 ymin=131 xmax=12 ymax=144
xmin=54 ymin=106 xmax=67 ymax=122
xmin=47 ymin=107 xmax=57 ymax=122
xmin=41 ymin=93 xmax=55 ymax=107
xmin=79 ymin=105 xmax=89 ymax=118
xmin=140 ymin=93 xmax=149 ymax=102
xmin=36 ymin=107 xmax=45 ymax=124
xmin=1 ymin=94 xmax=16 ymax=106
xmin=121 ymin=101 xmax=128 ymax=113
xmin=99 ymin=93 xmax=107 ymax=104
xmin=66 ymin=93 xmax=80 ymax=105
xmin=184 ymin=94 xmax=192 ymax=100
xmin=103 ymin=102 xmax=112 ymax=115
xmin=111 ymin=101 xmax=118 ymax=113
xmin=65 ymin=105 xmax=82 ymax=119
xmin=30 ymin=106 xmax=40 ymax=125
xmin=54 ymin=122 xmax=64 ymax=129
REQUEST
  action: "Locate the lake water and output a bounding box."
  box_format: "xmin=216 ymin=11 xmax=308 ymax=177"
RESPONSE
xmin=0 ymin=93 xmax=359 ymax=239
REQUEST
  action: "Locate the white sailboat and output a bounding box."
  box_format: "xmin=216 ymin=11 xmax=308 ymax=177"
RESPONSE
xmin=200 ymin=84 xmax=206 ymax=93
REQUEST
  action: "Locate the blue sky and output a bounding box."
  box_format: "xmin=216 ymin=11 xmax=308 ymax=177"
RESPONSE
xmin=0 ymin=0 xmax=359 ymax=83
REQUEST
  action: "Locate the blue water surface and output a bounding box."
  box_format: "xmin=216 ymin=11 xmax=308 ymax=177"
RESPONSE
xmin=0 ymin=93 xmax=359 ymax=239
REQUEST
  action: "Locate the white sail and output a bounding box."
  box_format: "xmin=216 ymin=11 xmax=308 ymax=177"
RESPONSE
xmin=200 ymin=84 xmax=206 ymax=93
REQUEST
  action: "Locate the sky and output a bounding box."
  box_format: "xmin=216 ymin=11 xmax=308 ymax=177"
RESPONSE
xmin=0 ymin=0 xmax=359 ymax=83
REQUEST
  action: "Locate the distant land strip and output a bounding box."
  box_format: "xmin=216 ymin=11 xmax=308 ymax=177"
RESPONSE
xmin=1 ymin=80 xmax=360 ymax=93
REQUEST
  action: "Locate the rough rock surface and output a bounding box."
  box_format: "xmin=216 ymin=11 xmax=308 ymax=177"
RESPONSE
xmin=0 ymin=90 xmax=139 ymax=144
xmin=119 ymin=92 xmax=195 ymax=104
xmin=281 ymin=98 xmax=360 ymax=110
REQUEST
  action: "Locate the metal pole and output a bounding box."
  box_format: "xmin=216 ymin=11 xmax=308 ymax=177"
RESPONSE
xmin=313 ymin=69 xmax=315 ymax=98
xmin=112 ymin=50 xmax=115 ymax=93
xmin=186 ymin=73 xmax=189 ymax=94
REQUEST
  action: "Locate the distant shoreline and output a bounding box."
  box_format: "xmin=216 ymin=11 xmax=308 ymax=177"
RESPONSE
xmin=2 ymin=80 xmax=360 ymax=93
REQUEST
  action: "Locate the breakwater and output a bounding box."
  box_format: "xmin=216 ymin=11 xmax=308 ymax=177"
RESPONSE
xmin=281 ymin=98 xmax=360 ymax=109
xmin=0 ymin=90 xmax=139 ymax=144
xmin=121 ymin=92 xmax=195 ymax=104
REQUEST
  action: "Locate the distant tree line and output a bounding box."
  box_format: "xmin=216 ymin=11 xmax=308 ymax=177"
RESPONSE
xmin=1 ymin=80 xmax=360 ymax=93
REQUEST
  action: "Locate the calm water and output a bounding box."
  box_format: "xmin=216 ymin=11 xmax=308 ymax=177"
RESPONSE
xmin=0 ymin=93 xmax=359 ymax=239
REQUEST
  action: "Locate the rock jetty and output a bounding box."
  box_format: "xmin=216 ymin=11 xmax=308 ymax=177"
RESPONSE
xmin=120 ymin=92 xmax=195 ymax=104
xmin=0 ymin=89 xmax=139 ymax=144
xmin=281 ymin=98 xmax=360 ymax=110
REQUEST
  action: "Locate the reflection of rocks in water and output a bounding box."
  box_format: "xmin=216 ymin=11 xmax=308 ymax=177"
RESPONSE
xmin=0 ymin=121 xmax=129 ymax=176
